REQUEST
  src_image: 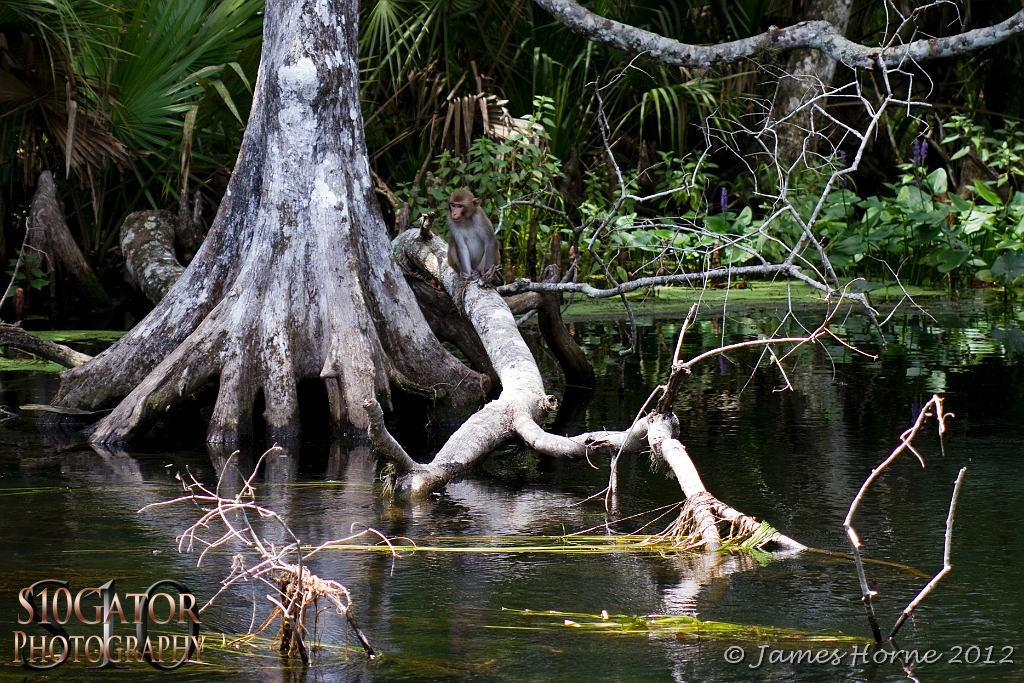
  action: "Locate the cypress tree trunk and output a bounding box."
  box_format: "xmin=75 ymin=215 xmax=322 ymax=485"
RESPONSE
xmin=48 ymin=0 xmax=487 ymax=445
xmin=772 ymin=0 xmax=855 ymax=162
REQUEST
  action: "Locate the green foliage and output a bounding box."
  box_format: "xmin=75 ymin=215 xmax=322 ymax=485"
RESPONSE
xmin=817 ymin=153 xmax=1024 ymax=288
xmin=397 ymin=97 xmax=565 ymax=269
xmin=942 ymin=115 xmax=1024 ymax=189
xmin=359 ymin=0 xmax=750 ymax=186
xmin=6 ymin=253 xmax=49 ymax=295
xmin=1 ymin=0 xmax=262 ymax=265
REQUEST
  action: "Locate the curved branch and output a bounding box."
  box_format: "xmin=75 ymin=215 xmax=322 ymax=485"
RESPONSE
xmin=384 ymin=229 xmax=644 ymax=497
xmin=534 ymin=0 xmax=1024 ymax=69
xmin=120 ymin=210 xmax=185 ymax=305
xmin=497 ymin=264 xmax=877 ymax=316
xmin=497 ymin=265 xmax=803 ymax=298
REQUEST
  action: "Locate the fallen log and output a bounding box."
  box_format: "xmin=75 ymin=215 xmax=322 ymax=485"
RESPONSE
xmin=372 ymin=250 xmax=807 ymax=552
xmin=504 ymin=264 xmax=595 ymax=388
xmin=0 ymin=323 xmax=92 ymax=367
xmin=638 ymin=305 xmax=806 ymax=552
xmin=371 ymin=228 xmax=647 ymax=498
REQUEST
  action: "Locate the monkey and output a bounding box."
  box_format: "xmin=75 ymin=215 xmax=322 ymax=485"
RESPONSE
xmin=447 ymin=189 xmax=501 ymax=285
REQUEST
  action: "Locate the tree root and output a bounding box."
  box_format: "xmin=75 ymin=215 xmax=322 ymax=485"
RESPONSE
xmin=120 ymin=210 xmax=185 ymax=304
xmin=648 ymin=412 xmax=805 ymax=552
xmin=27 ymin=171 xmax=110 ymax=310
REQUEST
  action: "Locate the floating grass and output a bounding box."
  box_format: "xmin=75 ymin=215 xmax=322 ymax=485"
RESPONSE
xmin=0 ymin=358 xmax=63 ymax=372
xmin=312 ymin=534 xmax=734 ymax=556
xmin=307 ymin=535 xmax=929 ymax=577
xmin=493 ymin=608 xmax=868 ymax=643
xmin=0 ymin=486 xmax=70 ymax=497
xmin=30 ymin=330 xmax=127 ymax=343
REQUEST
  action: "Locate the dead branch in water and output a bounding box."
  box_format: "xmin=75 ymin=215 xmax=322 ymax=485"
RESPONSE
xmin=0 ymin=323 xmax=92 ymax=368
xmin=139 ymin=447 xmax=382 ymax=664
xmin=888 ymin=467 xmax=967 ymax=641
xmin=619 ymin=303 xmax=811 ymax=552
xmin=602 ymin=291 xmax=872 ymax=549
xmin=842 ymin=395 xmax=963 ymax=642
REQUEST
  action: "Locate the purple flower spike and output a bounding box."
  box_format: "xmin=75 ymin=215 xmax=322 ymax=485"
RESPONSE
xmin=912 ymin=140 xmax=926 ymax=168
xmin=719 ymin=187 xmax=728 ymax=214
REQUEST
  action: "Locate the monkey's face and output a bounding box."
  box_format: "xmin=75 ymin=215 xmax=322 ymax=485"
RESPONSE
xmin=449 ymin=201 xmax=468 ymax=222
xmin=449 ymin=200 xmax=477 ymax=222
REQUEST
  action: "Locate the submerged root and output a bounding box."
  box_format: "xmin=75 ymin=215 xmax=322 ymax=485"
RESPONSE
xmin=241 ymin=564 xmax=374 ymax=665
xmin=648 ymin=494 xmax=722 ymax=550
xmin=644 ymin=494 xmax=798 ymax=553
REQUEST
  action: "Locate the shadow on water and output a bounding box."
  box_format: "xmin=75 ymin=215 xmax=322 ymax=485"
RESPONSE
xmin=0 ymin=290 xmax=1022 ymax=682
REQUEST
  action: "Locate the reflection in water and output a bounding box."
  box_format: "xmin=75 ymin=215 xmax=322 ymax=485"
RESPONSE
xmin=0 ymin=292 xmax=1021 ymax=682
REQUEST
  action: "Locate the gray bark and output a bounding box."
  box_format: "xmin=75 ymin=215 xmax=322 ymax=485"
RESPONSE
xmin=176 ymin=188 xmax=206 ymax=263
xmin=27 ymin=171 xmax=110 ymax=309
xmin=382 ymin=228 xmax=809 ymax=555
xmin=649 ymin=411 xmax=805 ymax=552
xmin=405 ymin=274 xmax=499 ymax=390
xmin=119 ymin=210 xmax=184 ymax=304
xmin=44 ymin=0 xmax=488 ymax=445
xmin=504 ymin=265 xmax=595 ymax=388
xmin=533 ymin=0 xmax=1024 ymax=69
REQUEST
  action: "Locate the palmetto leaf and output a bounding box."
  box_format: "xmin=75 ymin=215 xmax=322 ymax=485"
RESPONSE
xmin=108 ymin=0 xmax=263 ymax=160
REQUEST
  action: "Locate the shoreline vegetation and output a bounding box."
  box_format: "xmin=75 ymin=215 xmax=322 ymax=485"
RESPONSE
xmin=0 ymin=284 xmax=1018 ymax=373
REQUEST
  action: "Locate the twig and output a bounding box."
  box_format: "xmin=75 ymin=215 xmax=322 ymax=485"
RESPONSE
xmin=888 ymin=466 xmax=967 ymax=641
xmin=843 ymin=395 xmax=954 ymax=642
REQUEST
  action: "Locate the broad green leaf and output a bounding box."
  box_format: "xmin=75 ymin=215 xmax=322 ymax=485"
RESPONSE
xmin=927 ymin=168 xmax=947 ymax=195
xmin=962 ymin=209 xmax=995 ymax=235
xmin=991 ymin=251 xmax=1024 ymax=282
xmin=949 ymin=194 xmax=973 ymax=212
xmin=933 ymin=247 xmax=972 ymax=273
xmin=705 ymin=214 xmax=729 ymax=234
xmin=973 ymin=180 xmax=1003 ymax=207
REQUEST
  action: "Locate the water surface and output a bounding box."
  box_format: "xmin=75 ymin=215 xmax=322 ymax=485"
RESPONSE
xmin=1 ymin=291 xmax=1021 ymax=682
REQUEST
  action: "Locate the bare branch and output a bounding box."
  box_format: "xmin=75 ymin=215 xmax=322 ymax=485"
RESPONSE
xmin=888 ymin=467 xmax=967 ymax=641
xmin=843 ymin=395 xmax=954 ymax=642
xmin=534 ymin=0 xmax=1024 ymax=69
xmin=140 ymin=450 xmax=380 ymax=662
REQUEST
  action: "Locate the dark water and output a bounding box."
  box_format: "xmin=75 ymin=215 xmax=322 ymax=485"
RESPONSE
xmin=1 ymin=292 xmax=1022 ymax=682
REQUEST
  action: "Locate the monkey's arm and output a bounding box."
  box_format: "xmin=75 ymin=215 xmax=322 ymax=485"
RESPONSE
xmin=450 ymin=227 xmax=477 ymax=278
xmin=477 ymin=216 xmax=498 ymax=273
xmin=447 ymin=240 xmax=464 ymax=273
